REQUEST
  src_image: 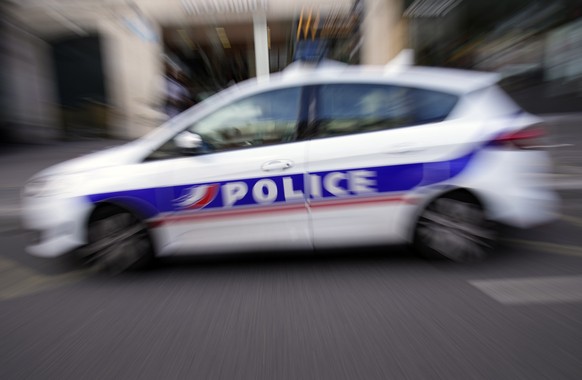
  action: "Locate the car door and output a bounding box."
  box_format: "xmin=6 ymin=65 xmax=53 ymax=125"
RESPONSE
xmin=305 ymin=82 xmax=477 ymax=248
xmin=149 ymin=86 xmax=312 ymax=254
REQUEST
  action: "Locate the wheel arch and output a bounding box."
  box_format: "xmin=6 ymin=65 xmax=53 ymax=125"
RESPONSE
xmin=83 ymin=199 xmax=158 ymax=245
xmin=404 ymin=185 xmax=491 ymax=242
xmin=86 ymin=197 xmax=159 ymax=224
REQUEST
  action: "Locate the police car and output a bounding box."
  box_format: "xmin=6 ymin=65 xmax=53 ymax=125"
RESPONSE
xmin=22 ymin=59 xmax=559 ymax=272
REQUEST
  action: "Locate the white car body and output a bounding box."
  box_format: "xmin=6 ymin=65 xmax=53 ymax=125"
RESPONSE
xmin=21 ymin=62 xmax=559 ymax=262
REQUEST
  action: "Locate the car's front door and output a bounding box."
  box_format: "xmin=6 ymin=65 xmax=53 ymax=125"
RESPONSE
xmin=149 ymin=86 xmax=312 ymax=254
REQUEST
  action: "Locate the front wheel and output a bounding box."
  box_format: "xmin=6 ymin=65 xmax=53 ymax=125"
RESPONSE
xmin=79 ymin=208 xmax=154 ymax=274
xmin=413 ymin=193 xmax=497 ymax=262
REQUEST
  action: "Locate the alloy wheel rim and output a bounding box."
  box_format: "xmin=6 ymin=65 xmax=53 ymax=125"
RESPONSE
xmin=418 ymin=198 xmax=494 ymax=262
xmin=82 ymin=213 xmax=149 ymax=274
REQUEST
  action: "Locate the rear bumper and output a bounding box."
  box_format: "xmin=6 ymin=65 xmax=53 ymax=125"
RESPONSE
xmin=455 ymin=149 xmax=560 ymax=228
xmin=486 ymin=185 xmax=559 ymax=228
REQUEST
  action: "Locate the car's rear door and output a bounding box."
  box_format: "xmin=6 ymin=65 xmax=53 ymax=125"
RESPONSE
xmin=305 ymin=82 xmax=478 ymax=248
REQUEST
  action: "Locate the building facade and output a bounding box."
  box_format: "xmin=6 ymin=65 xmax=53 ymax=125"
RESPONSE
xmin=3 ymin=0 xmax=410 ymax=141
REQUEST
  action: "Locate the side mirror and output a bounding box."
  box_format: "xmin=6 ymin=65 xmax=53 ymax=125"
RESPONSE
xmin=173 ymin=131 xmax=203 ymax=155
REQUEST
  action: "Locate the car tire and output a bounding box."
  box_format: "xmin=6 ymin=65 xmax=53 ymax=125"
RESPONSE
xmin=80 ymin=206 xmax=154 ymax=274
xmin=413 ymin=192 xmax=497 ymax=262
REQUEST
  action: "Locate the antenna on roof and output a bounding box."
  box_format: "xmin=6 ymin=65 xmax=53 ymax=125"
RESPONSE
xmin=385 ymin=49 xmax=414 ymax=73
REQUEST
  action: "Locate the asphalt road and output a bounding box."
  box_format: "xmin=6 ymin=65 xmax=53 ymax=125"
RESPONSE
xmin=1 ymin=190 xmax=582 ymax=380
xmin=1 ymin=116 xmax=582 ymax=379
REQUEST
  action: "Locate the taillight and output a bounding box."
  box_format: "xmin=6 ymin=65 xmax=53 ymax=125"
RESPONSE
xmin=491 ymin=124 xmax=546 ymax=149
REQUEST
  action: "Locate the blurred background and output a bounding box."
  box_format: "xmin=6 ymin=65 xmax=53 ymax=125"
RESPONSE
xmin=2 ymin=3 xmax=582 ymax=379
xmin=1 ymin=0 xmax=581 ymax=144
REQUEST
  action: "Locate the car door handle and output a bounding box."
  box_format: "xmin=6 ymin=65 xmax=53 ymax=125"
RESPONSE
xmin=261 ymin=159 xmax=294 ymax=172
xmin=387 ymin=144 xmax=424 ymax=154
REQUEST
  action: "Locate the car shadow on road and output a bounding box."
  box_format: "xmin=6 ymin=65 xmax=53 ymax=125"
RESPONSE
xmin=3 ymin=229 xmax=553 ymax=280
xmin=155 ymin=244 xmax=415 ymax=272
xmin=148 ymin=242 xmax=523 ymax=276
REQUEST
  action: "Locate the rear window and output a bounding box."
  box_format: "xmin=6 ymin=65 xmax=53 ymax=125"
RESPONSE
xmin=315 ymin=83 xmax=458 ymax=138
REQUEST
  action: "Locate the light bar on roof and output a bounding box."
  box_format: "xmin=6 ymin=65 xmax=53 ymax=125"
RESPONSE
xmin=181 ymin=0 xmax=267 ymax=15
xmin=404 ymin=0 xmax=462 ymax=18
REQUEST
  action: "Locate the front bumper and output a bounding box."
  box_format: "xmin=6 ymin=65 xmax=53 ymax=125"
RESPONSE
xmin=21 ymin=195 xmax=92 ymax=257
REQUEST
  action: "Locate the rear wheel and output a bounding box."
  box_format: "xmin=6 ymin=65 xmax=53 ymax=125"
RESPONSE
xmin=80 ymin=207 xmax=154 ymax=274
xmin=414 ymin=192 xmax=497 ymax=262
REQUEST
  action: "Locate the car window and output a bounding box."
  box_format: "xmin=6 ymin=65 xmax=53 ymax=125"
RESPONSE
xmin=145 ymin=87 xmax=302 ymax=161
xmin=188 ymin=87 xmax=301 ymax=152
xmin=315 ymin=84 xmax=458 ymax=138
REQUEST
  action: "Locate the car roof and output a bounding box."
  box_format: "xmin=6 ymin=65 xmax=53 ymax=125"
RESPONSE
xmin=176 ymin=60 xmax=501 ymax=128
xmin=267 ymin=62 xmax=501 ymax=95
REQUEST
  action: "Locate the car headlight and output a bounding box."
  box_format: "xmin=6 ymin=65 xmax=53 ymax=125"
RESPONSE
xmin=23 ymin=175 xmax=80 ymax=198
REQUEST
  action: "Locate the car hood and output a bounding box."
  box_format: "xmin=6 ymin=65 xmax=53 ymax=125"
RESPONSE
xmin=33 ymin=142 xmax=145 ymax=179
